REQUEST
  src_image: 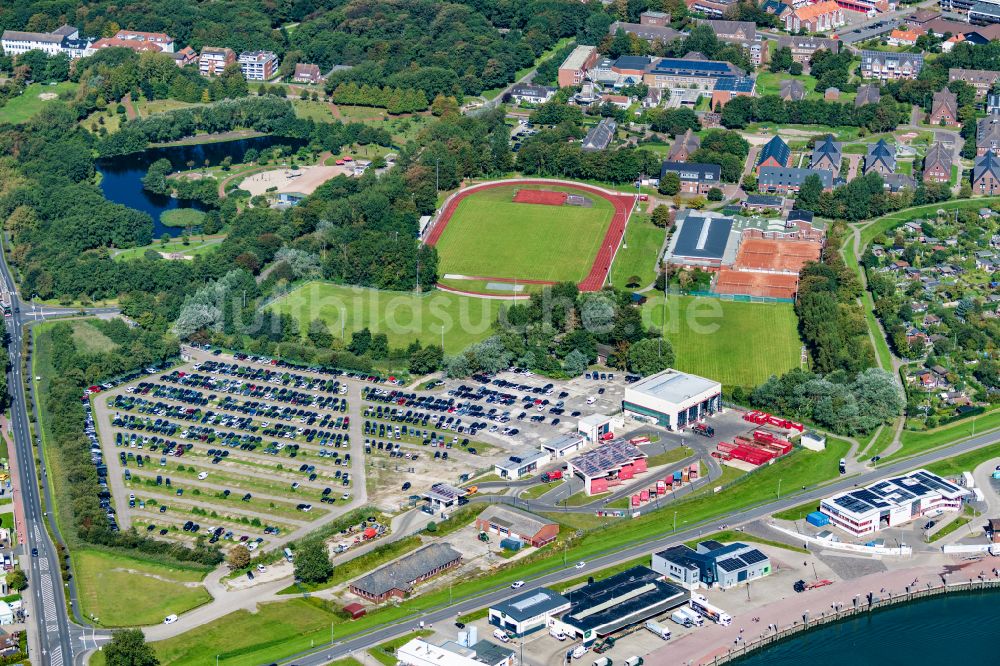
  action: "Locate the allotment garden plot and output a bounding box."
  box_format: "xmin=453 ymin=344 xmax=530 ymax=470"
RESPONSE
xmin=94 ymin=358 xmax=357 ymax=552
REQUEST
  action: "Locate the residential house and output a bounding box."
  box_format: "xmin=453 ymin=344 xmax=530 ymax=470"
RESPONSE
xmin=686 ymin=0 xmax=741 ymax=18
xmin=659 ymin=161 xmax=722 ymax=194
xmin=929 ymin=87 xmax=959 ymax=126
xmin=973 ymin=151 xmax=1000 ymax=194
xmin=761 ymin=0 xmax=793 ymax=19
xmin=558 ymin=45 xmax=599 ymax=88
xmin=509 ymin=84 xmax=556 ymax=105
xmin=883 ymin=173 xmax=916 ymax=192
xmin=668 ymin=128 xmax=701 ymax=162
xmin=780 ymin=79 xmax=805 ymax=101
xmin=581 ymin=117 xmax=617 ymax=152
xmin=199 ymin=47 xmax=236 ymax=77
xmin=861 ymin=50 xmax=924 ymax=80
xmin=90 ymin=36 xmax=164 ymax=53
xmin=855 ymin=84 xmax=881 ymax=107
xmin=167 ymin=45 xmax=197 ymax=67
xmin=864 ymin=139 xmax=896 ymax=176
xmin=810 ymin=134 xmax=843 ymax=177
xmin=698 ymin=19 xmax=756 ymax=42
xmin=988 ymin=94 xmax=1000 ymax=115
xmin=758 ymin=167 xmax=833 ymax=194
xmin=756 ymin=136 xmax=791 ymax=173
xmin=948 ymin=68 xmax=1000 ymax=98
xmin=907 ymin=9 xmax=942 ymax=27
xmin=977 ymin=115 xmax=1000 ymax=156
xmin=743 ymin=194 xmax=785 ymax=211
xmin=642 ymin=88 xmax=663 ymax=108
xmin=239 ymin=51 xmax=279 ymax=81
xmin=923 ymin=142 xmax=953 ymax=183
xmin=110 ymin=29 xmax=174 ymax=52
xmin=888 ymin=27 xmax=926 ymax=46
xmin=600 ymin=93 xmax=631 ymax=110
xmin=784 ymin=1 xmax=845 ymax=33
xmin=292 ymin=63 xmax=323 ymax=85
xmin=775 ymin=35 xmax=840 ymax=66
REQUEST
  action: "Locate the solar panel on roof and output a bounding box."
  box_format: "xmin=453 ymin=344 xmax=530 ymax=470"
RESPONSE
xmin=741 ymin=550 xmax=768 ymax=565
xmin=717 ymin=557 xmax=745 ymax=572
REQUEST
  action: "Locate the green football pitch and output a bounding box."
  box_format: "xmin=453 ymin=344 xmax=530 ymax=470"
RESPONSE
xmin=434 ymin=185 xmax=614 ymax=283
xmin=642 ymin=295 xmax=803 ymax=388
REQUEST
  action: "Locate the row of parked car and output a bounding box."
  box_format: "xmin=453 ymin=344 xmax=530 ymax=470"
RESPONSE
xmin=195 ymin=360 xmax=349 ymax=395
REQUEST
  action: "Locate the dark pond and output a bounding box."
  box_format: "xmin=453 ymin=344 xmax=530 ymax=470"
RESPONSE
xmin=96 ymin=135 xmax=306 ymax=237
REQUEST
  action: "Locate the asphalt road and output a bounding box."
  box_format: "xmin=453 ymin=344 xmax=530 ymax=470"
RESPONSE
xmin=0 ymin=238 xmax=115 ymax=664
xmin=277 ymin=427 xmax=1000 ymax=666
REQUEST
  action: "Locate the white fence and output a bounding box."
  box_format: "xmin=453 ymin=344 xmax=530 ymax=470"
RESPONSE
xmin=769 ymin=523 xmax=913 ymax=557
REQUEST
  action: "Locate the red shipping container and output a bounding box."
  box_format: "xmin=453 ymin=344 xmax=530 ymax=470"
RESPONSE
xmin=633 ymin=458 xmax=648 ymax=473
xmin=640 ymin=489 xmax=650 ymax=502
xmin=664 ymin=476 xmax=673 ymax=487
xmin=619 ymin=465 xmax=634 ymax=480
xmin=591 ymin=478 xmax=609 ymax=494
xmin=631 ymin=494 xmax=640 ymax=507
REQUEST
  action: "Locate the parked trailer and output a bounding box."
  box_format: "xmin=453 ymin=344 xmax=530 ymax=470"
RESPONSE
xmin=624 ymin=657 xmax=644 ymax=666
xmin=644 ymin=620 xmax=671 ymax=640
xmin=690 ymin=594 xmax=732 ymax=626
xmin=676 ymin=607 xmax=703 ymax=626
xmin=656 ymin=480 xmax=667 ymax=494
xmin=593 ymin=658 xmax=612 ymax=666
xmin=671 ymin=610 xmax=693 ymax=627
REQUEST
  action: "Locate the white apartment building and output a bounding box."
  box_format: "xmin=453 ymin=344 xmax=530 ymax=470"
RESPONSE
xmin=1 ymin=25 xmax=89 ymax=58
xmin=238 ymin=51 xmax=278 ymax=81
xmin=199 ymin=47 xmax=236 ymax=77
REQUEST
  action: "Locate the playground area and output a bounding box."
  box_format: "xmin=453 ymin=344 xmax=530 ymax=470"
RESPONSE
xmin=239 ymin=164 xmax=352 ymax=197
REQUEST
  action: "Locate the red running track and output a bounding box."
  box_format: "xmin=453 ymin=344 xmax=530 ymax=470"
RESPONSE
xmin=425 ymin=180 xmax=636 ymax=292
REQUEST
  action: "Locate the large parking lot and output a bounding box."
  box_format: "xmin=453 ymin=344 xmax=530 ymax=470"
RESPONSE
xmin=92 ymin=353 xmax=369 ymax=552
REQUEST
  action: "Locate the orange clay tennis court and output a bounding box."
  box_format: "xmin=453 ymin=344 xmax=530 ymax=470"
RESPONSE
xmin=714 ymin=270 xmax=800 ymax=299
xmin=734 ymin=238 xmax=822 ymax=273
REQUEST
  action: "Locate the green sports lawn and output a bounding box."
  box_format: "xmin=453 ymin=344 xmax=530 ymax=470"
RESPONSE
xmin=608 ymin=213 xmax=665 ymax=289
xmin=435 ymin=185 xmax=615 ymax=283
xmin=0 ymin=82 xmax=79 ymax=125
xmin=642 ymin=295 xmax=802 ymax=387
xmin=267 ymin=281 xmax=503 ymax=353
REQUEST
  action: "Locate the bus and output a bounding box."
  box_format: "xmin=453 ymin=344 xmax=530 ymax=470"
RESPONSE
xmin=1 ymin=292 xmax=10 ymax=317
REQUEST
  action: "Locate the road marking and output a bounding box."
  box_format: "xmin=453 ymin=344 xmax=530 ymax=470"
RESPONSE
xmin=49 ymin=644 xmax=63 ymax=666
xmin=41 ymin=573 xmax=58 ymax=628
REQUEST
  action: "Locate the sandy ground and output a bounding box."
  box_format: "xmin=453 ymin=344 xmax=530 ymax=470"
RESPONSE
xmin=239 ymin=164 xmax=353 ymax=197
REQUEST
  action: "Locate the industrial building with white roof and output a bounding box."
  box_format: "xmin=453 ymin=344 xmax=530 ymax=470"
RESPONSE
xmin=820 ymin=469 xmax=969 ymax=536
xmin=622 ymin=368 xmax=722 ymax=430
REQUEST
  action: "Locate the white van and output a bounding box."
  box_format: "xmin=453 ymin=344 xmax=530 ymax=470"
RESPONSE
xmin=572 ymin=645 xmax=589 ymax=660
xmin=549 ymin=627 xmax=566 ymax=641
xmin=586 ymin=396 xmax=596 ymax=405
xmin=493 ymin=629 xmax=510 ymax=643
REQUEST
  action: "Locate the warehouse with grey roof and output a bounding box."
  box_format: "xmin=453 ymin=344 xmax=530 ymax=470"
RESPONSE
xmin=350 ymin=543 xmax=462 ymax=602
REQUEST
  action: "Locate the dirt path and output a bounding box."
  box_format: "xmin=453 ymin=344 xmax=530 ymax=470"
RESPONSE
xmin=328 ymin=103 xmax=343 ymax=119
xmin=122 ymin=94 xmax=138 ymax=121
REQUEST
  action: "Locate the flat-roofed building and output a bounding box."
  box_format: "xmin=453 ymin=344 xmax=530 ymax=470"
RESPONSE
xmin=664 ymin=210 xmax=735 ymax=268
xmin=558 ymin=45 xmax=598 ymax=88
xmin=622 ymin=368 xmax=722 ymax=431
xmin=653 ymin=541 xmax=771 ymax=589
xmin=550 ymin=566 xmax=690 ymax=640
xmin=199 ymin=47 xmax=236 ymax=77
xmin=608 ymin=20 xmax=683 ymax=44
xmin=493 ymin=448 xmax=550 ymax=480
xmin=489 ymin=587 xmax=572 ymax=636
xmin=1 ymin=25 xmax=87 ymax=57
xmin=642 ymin=57 xmax=744 ymax=91
xmin=820 ymin=469 xmax=969 ymax=537
xmin=239 ymin=50 xmax=278 ymax=81
xmin=397 ymin=638 xmax=514 ymax=666
xmin=541 ymin=433 xmax=586 ymax=458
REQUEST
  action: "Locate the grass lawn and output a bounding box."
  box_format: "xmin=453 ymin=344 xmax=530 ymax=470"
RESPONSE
xmin=74 ymin=549 xmax=210 ymax=627
xmin=885 ymin=408 xmax=1000 ymax=462
xmin=0 ymin=82 xmax=78 ymax=124
xmin=685 ymin=529 xmax=809 ymax=553
xmin=266 ymin=281 xmax=504 ymax=354
xmin=137 ymin=98 xmax=203 ymax=117
xmin=641 ymin=296 xmax=802 ymax=388
xmin=293 ymin=99 xmax=337 ymax=123
xmin=608 ymin=213 xmax=666 ymax=290
xmin=755 ymin=72 xmax=820 ymax=99
xmin=160 ymin=209 xmax=206 ymax=228
xmin=436 ymin=277 xmax=546 ymax=297
xmin=863 ymin=421 xmax=897 ymax=458
xmin=646 ymin=446 xmax=694 ymax=468
xmin=70 ymin=320 xmax=118 ymax=354
xmin=113 ymin=235 xmax=225 ymax=262
xmin=435 ymin=184 xmax=615 ymax=283
xmin=927 ymin=516 xmax=972 ymax=543
xmin=81 ymin=107 xmax=123 ymax=134
xmin=521 ymin=480 xmax=565 ymax=500
xmin=926 ymin=442 xmax=1000 ymax=477
xmin=772 ymin=499 xmax=820 ymax=521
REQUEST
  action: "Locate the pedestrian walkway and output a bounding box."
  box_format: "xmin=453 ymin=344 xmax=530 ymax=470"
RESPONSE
xmin=2 ymin=416 xmax=26 ymax=547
